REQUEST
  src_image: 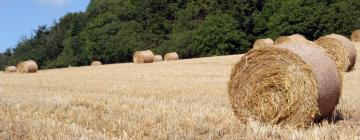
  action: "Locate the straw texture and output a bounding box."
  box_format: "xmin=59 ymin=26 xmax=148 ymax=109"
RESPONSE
xmin=352 ymin=29 xmax=360 ymax=42
xmin=154 ymin=55 xmax=163 ymax=62
xmin=228 ymin=43 xmax=340 ymax=128
xmin=17 ymin=60 xmax=38 ymax=73
xmin=91 ymin=61 xmax=102 ymax=66
xmin=5 ymin=66 xmax=16 ymax=73
xmin=274 ymin=34 xmax=310 ymax=45
xmin=164 ymin=52 xmax=179 ymax=61
xmin=354 ymin=42 xmax=360 ymax=48
xmin=315 ymin=35 xmax=350 ymax=72
xmin=253 ymin=38 xmax=274 ymax=49
xmin=133 ymin=50 xmax=155 ymax=64
xmin=327 ymin=34 xmax=356 ymax=71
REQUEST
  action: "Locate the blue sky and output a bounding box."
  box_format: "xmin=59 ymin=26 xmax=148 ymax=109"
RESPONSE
xmin=0 ymin=0 xmax=90 ymax=53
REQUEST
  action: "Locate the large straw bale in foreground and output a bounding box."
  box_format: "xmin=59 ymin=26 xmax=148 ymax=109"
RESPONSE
xmin=17 ymin=60 xmax=38 ymax=73
xmin=154 ymin=55 xmax=163 ymax=62
xmin=91 ymin=61 xmax=102 ymax=66
xmin=316 ymin=34 xmax=356 ymax=71
xmin=228 ymin=43 xmax=341 ymax=128
xmin=5 ymin=66 xmax=16 ymax=73
xmin=133 ymin=50 xmax=155 ymax=64
xmin=275 ymin=34 xmax=310 ymax=45
xmin=253 ymin=38 xmax=274 ymax=49
xmin=352 ymin=29 xmax=360 ymax=42
xmin=164 ymin=52 xmax=179 ymax=61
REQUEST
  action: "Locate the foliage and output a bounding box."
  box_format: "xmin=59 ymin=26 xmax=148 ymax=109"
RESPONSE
xmin=1 ymin=0 xmax=359 ymax=69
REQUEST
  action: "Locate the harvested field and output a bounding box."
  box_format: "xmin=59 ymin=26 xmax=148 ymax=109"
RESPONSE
xmin=0 ymin=48 xmax=360 ymax=139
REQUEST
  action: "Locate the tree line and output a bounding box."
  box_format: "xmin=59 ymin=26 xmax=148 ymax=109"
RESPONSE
xmin=1 ymin=0 xmax=359 ymax=70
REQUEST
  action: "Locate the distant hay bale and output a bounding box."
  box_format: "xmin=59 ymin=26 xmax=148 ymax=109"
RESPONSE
xmin=315 ymin=36 xmax=349 ymax=72
xmin=253 ymin=38 xmax=274 ymax=49
xmin=315 ymin=34 xmax=356 ymax=72
xmin=17 ymin=60 xmax=38 ymax=73
xmin=274 ymin=34 xmax=310 ymax=45
xmin=352 ymin=29 xmax=360 ymax=42
xmin=228 ymin=43 xmax=341 ymax=128
xmin=133 ymin=50 xmax=155 ymax=64
xmin=164 ymin=52 xmax=179 ymax=61
xmin=327 ymin=34 xmax=357 ymax=71
xmin=354 ymin=42 xmax=360 ymax=48
xmin=91 ymin=61 xmax=102 ymax=66
xmin=5 ymin=66 xmax=16 ymax=73
xmin=154 ymin=55 xmax=163 ymax=62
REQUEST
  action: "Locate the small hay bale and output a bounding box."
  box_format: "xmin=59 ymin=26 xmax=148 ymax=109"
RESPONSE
xmin=164 ymin=52 xmax=179 ymax=61
xmin=228 ymin=43 xmax=341 ymax=128
xmin=274 ymin=34 xmax=310 ymax=45
xmin=352 ymin=29 xmax=360 ymax=42
xmin=253 ymin=38 xmax=274 ymax=49
xmin=133 ymin=50 xmax=155 ymax=64
xmin=17 ymin=60 xmax=38 ymax=73
xmin=5 ymin=66 xmax=16 ymax=73
xmin=354 ymin=42 xmax=360 ymax=48
xmin=91 ymin=61 xmax=102 ymax=66
xmin=154 ymin=55 xmax=163 ymax=62
xmin=316 ymin=34 xmax=356 ymax=72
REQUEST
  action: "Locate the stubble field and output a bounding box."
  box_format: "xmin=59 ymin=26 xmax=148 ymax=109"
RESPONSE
xmin=0 ymin=47 xmax=360 ymax=139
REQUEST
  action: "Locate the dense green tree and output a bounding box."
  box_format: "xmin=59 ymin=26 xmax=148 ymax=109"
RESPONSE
xmin=3 ymin=0 xmax=360 ymax=69
xmin=254 ymin=0 xmax=360 ymax=40
xmin=0 ymin=53 xmax=10 ymax=70
xmin=190 ymin=13 xmax=248 ymax=56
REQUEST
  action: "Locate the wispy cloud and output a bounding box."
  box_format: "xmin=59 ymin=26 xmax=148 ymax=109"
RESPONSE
xmin=36 ymin=0 xmax=69 ymax=7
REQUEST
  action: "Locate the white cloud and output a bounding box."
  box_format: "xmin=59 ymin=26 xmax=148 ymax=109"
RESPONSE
xmin=36 ymin=0 xmax=69 ymax=7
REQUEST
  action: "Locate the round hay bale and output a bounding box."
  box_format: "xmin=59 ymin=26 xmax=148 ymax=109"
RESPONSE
xmin=327 ymin=34 xmax=356 ymax=71
xmin=253 ymin=38 xmax=274 ymax=49
xmin=354 ymin=42 xmax=360 ymax=48
xmin=133 ymin=50 xmax=155 ymax=64
xmin=164 ymin=52 xmax=179 ymax=61
xmin=17 ymin=60 xmax=38 ymax=73
xmin=315 ymin=36 xmax=349 ymax=72
xmin=352 ymin=29 xmax=360 ymax=42
xmin=315 ymin=34 xmax=356 ymax=72
xmin=154 ymin=55 xmax=163 ymax=62
xmin=228 ymin=43 xmax=341 ymax=128
xmin=91 ymin=61 xmax=102 ymax=66
xmin=274 ymin=34 xmax=310 ymax=45
xmin=5 ymin=66 xmax=16 ymax=73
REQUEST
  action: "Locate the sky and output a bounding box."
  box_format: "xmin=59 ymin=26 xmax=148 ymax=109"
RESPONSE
xmin=0 ymin=0 xmax=90 ymax=53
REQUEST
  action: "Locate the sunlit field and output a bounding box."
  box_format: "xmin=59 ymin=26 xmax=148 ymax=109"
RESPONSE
xmin=0 ymin=47 xmax=360 ymax=139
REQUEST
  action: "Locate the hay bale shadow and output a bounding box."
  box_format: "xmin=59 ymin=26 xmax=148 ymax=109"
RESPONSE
xmin=314 ymin=110 xmax=344 ymax=124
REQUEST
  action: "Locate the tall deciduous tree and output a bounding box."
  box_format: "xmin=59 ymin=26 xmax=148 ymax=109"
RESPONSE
xmin=4 ymin=0 xmax=360 ymax=69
